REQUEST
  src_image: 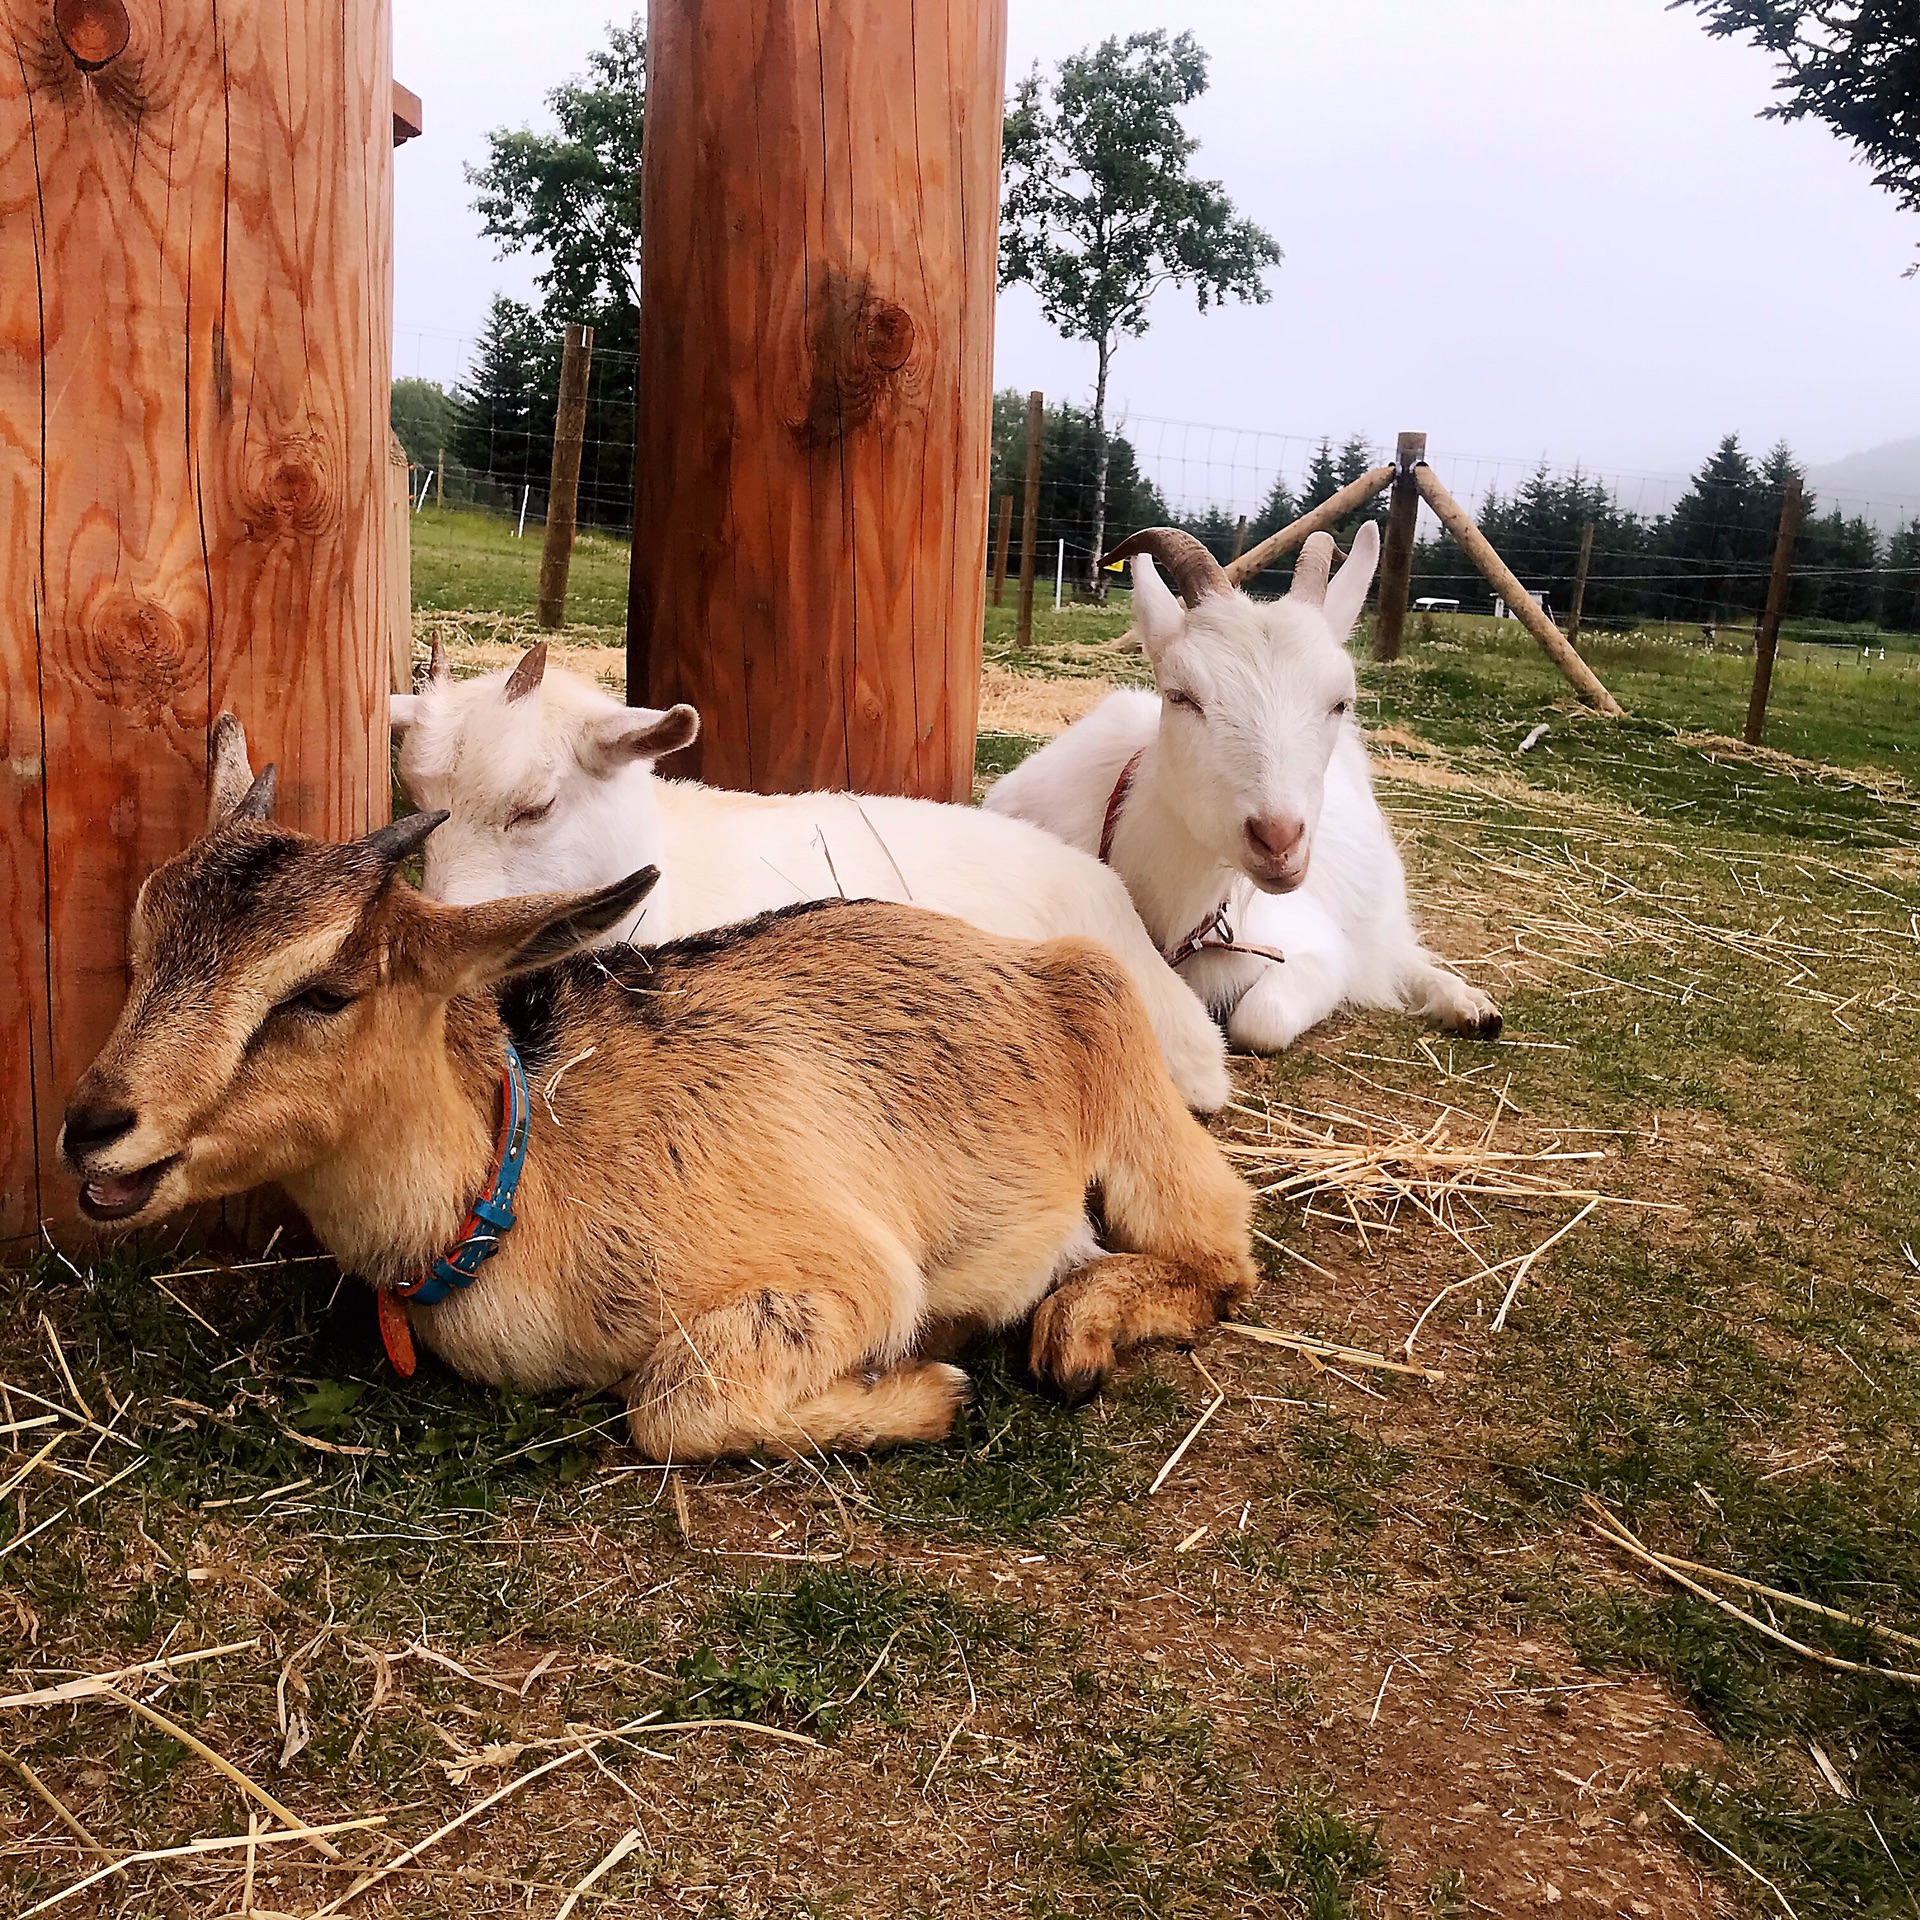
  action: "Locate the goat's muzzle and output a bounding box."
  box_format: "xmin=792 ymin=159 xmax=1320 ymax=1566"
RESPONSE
xmin=61 ymin=1096 xmax=177 ymax=1222
xmin=1243 ymin=815 xmax=1310 ymax=893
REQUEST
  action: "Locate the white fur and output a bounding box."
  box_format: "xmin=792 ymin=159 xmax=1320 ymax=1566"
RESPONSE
xmin=392 ymin=662 xmax=1232 ymax=1112
xmin=984 ymin=524 xmax=1500 ymax=1052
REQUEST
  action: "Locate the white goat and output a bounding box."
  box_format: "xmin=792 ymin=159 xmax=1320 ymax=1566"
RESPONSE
xmin=390 ymin=645 xmax=1231 ymax=1112
xmin=984 ymin=525 xmax=1501 ymax=1054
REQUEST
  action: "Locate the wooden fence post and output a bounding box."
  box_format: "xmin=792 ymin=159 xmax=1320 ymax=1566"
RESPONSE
xmin=1227 ymin=466 xmax=1397 ymax=587
xmin=1 ymin=0 xmax=397 ymax=1244
xmin=537 ymin=323 xmax=594 ymax=631
xmin=1566 ymin=521 xmax=1595 ymax=649
xmin=627 ymin=0 xmax=1007 ymax=799
xmin=389 ymin=431 xmax=415 ymax=695
xmin=991 ymin=493 xmax=1013 ymax=607
xmin=1229 ymin=515 xmax=1248 ymax=564
xmin=1744 ymin=477 xmax=1806 ymax=747
xmin=1371 ymin=431 xmax=1426 ymax=662
xmin=1016 ymin=389 xmax=1044 ymax=651
xmin=1413 ymin=465 xmax=1624 ymax=715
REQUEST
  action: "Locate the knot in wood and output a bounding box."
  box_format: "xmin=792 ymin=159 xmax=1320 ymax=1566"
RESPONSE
xmin=245 ymin=433 xmax=341 ymax=539
xmin=84 ymin=591 xmax=187 ymax=724
xmin=54 ymin=0 xmax=130 ymax=71
xmin=864 ymin=303 xmax=915 ymax=373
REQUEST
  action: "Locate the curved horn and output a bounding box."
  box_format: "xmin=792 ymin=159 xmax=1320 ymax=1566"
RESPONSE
xmin=1287 ymin=532 xmax=1338 ymax=609
xmin=1102 ymin=528 xmax=1231 ymax=608
xmin=358 ymin=809 xmax=448 ymax=869
xmin=504 ymin=642 xmax=548 ymax=704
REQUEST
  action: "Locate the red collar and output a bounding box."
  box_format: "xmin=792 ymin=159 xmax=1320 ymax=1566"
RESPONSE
xmin=1097 ymin=750 xmax=1286 ymax=972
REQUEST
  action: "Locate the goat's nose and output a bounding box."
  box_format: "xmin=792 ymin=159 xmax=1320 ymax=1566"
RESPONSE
xmin=1246 ymin=814 xmax=1306 ymax=865
xmin=62 ymin=1102 xmax=138 ymax=1160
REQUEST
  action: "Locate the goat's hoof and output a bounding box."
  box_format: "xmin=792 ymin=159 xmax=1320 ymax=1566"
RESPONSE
xmin=1474 ymin=1008 xmax=1504 ymax=1041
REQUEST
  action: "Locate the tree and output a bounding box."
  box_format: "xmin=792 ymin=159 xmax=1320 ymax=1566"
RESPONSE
xmin=1885 ymin=518 xmax=1920 ymax=631
xmin=1663 ymin=434 xmax=1778 ymax=620
xmin=390 ymin=378 xmax=460 ymax=472
xmin=1678 ymin=3 xmax=1920 ymax=254
xmin=453 ymin=296 xmax=561 ymax=507
xmin=987 ymin=390 xmax=1166 ymax=582
xmin=999 ymin=31 xmax=1280 ymax=595
xmin=465 ymin=16 xmax=645 ymax=527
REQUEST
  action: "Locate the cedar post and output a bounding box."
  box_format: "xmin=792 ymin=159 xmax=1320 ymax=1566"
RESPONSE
xmin=627 ymin=0 xmax=1008 ymax=799
xmin=1744 ymin=478 xmax=1806 ymax=747
xmin=0 ymin=0 xmax=399 ymax=1243
xmin=1371 ymin=431 xmax=1426 ymax=662
xmin=537 ymin=323 xmax=594 ymax=631
xmin=1229 ymin=515 xmax=1248 ymax=564
xmin=1016 ymin=390 xmax=1045 ymax=652
xmin=389 ymin=431 xmax=415 ymax=695
xmin=1414 ymin=465 xmax=1624 ymax=716
xmin=1566 ymin=521 xmax=1595 ymax=649
xmin=991 ymin=493 xmax=1014 ymax=608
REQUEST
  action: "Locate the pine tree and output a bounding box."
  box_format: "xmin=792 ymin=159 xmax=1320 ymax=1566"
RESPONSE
xmin=453 ymin=296 xmax=561 ymax=505
xmin=1885 ymin=518 xmax=1920 ymax=633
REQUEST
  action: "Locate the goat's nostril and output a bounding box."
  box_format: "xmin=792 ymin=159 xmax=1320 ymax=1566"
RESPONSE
xmin=1246 ymin=816 xmax=1306 ymax=863
xmin=62 ymin=1103 xmax=138 ymax=1157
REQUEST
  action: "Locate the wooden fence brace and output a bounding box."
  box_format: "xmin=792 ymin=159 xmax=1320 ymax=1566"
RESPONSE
xmin=536 ymin=323 xmax=595 ymax=631
xmin=1371 ymin=431 xmax=1426 ymax=662
xmin=1744 ymin=477 xmax=1806 ymax=747
xmin=1566 ymin=520 xmax=1595 ymax=649
xmin=1016 ymin=390 xmax=1044 ymax=649
xmin=1227 ymin=465 xmax=1397 ymax=587
xmin=1412 ymin=465 xmax=1623 ymax=715
xmin=992 ymin=493 xmax=1013 ymax=607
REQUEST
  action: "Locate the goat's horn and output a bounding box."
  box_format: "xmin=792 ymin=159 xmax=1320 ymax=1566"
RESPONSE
xmin=232 ymin=764 xmax=278 ymax=822
xmin=504 ymin=642 xmax=548 ymax=703
xmin=1102 ymin=528 xmax=1231 ymax=608
xmin=428 ymin=634 xmax=450 ymax=688
xmin=358 ymin=809 xmax=447 ymax=868
xmin=1287 ymin=532 xmax=1338 ymax=609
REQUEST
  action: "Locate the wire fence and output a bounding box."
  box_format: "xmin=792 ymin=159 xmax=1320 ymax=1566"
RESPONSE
xmin=394 ymin=322 xmax=1920 ymax=640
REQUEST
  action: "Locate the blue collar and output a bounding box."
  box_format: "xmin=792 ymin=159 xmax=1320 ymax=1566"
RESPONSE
xmin=396 ymin=1039 xmax=532 ymax=1307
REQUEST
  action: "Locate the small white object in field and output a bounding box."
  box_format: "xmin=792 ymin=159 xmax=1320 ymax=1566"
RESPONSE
xmin=1517 ymin=723 xmax=1550 ymax=753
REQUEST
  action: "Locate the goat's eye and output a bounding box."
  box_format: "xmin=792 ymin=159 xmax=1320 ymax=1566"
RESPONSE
xmin=506 ymin=797 xmax=555 ymax=832
xmin=276 ymin=984 xmax=353 ymax=1020
xmin=1330 ymin=699 xmax=1351 ymax=718
xmin=1165 ymin=689 xmax=1203 ymax=716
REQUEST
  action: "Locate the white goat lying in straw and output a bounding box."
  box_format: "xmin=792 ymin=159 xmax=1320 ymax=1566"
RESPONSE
xmin=985 ymin=524 xmax=1501 ymax=1053
xmin=61 ymin=718 xmax=1254 ymax=1460
xmin=390 ymin=643 xmax=1231 ymax=1112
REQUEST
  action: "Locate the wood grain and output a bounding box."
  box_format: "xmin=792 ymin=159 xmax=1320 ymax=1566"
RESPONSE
xmin=627 ymin=0 xmax=1007 ymax=801
xmin=0 ymin=0 xmax=395 ymax=1241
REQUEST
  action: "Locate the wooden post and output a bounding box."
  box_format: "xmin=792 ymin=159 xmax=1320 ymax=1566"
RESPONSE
xmin=991 ymin=493 xmax=1013 ymax=607
xmin=435 ymin=450 xmax=444 ymax=510
xmin=1414 ymin=466 xmax=1623 ymax=715
xmin=1227 ymin=466 xmax=1397 ymax=586
xmin=1016 ymin=390 xmax=1045 ymax=652
xmin=1229 ymin=515 xmax=1248 ymax=564
xmin=389 ymin=431 xmax=415 ymax=695
xmin=1 ymin=0 xmax=397 ymax=1244
xmin=536 ymin=323 xmax=594 ymax=631
xmin=627 ymin=0 xmax=1008 ymax=800
xmin=1371 ymin=431 xmax=1426 ymax=662
xmin=1744 ymin=477 xmax=1806 ymax=747
xmin=1566 ymin=521 xmax=1595 ymax=649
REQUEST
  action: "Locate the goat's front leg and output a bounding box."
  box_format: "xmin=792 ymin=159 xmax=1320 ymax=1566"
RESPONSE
xmin=622 ymin=1239 xmax=962 ymax=1461
xmin=1398 ymin=952 xmax=1503 ymax=1039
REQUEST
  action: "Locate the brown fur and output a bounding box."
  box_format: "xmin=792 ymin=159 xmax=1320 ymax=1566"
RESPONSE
xmin=63 ymin=730 xmax=1254 ymax=1461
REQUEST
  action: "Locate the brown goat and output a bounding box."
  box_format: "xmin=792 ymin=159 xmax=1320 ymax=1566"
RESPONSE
xmin=61 ymin=718 xmax=1255 ymax=1460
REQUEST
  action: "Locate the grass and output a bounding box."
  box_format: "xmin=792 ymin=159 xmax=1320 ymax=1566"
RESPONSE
xmin=409 ymin=506 xmax=634 ymax=628
xmin=6 ymin=532 xmax=1920 ymax=1913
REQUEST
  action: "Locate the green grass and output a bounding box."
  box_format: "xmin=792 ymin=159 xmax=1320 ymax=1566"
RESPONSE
xmin=410 ymin=505 xmax=634 ymax=627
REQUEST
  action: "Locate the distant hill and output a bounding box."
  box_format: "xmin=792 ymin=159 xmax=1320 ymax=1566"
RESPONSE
xmin=1806 ymin=439 xmax=1920 ymax=531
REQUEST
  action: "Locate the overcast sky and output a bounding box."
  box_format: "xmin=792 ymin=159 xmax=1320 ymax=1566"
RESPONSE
xmin=393 ymin=0 xmax=1918 ymax=515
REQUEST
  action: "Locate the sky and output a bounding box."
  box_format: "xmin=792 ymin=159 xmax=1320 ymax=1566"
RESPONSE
xmin=392 ymin=0 xmax=1920 ymax=518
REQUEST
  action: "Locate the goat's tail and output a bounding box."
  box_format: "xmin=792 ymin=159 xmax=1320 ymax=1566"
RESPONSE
xmin=1035 ymin=938 xmax=1255 ymax=1293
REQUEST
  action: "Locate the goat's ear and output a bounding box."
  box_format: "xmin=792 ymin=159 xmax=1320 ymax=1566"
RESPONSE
xmin=404 ymin=867 xmax=662 ymax=992
xmin=583 ymin=703 xmax=700 ymax=775
xmin=206 ymin=713 xmax=278 ymax=832
xmin=391 ymin=694 xmax=423 ymax=738
xmin=1130 ymin=555 xmax=1186 ymax=664
xmin=1322 ymin=520 xmax=1381 ymax=640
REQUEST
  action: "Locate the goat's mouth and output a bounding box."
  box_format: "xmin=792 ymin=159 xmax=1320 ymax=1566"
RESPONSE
xmin=1244 ymin=851 xmax=1310 ymax=894
xmin=76 ymin=1156 xmax=179 ymax=1223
